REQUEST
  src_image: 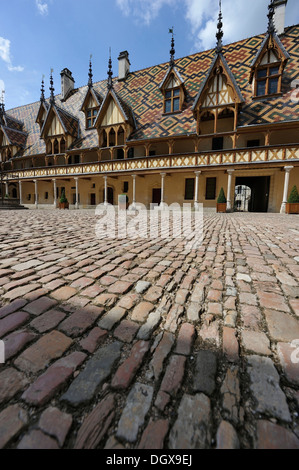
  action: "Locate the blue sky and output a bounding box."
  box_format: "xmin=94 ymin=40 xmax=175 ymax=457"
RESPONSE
xmin=1 ymin=0 xmax=299 ymax=110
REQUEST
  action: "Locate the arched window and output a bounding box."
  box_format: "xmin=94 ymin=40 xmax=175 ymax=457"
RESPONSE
xmin=60 ymin=137 xmax=66 ymax=153
xmin=53 ymin=139 xmax=59 ymax=154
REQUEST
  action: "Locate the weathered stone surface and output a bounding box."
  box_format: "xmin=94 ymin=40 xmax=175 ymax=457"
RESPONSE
xmin=247 ymin=355 xmax=291 ymax=422
xmin=147 ymin=331 xmax=174 ymax=381
xmin=23 ymin=296 xmax=58 ymax=316
xmin=74 ymin=394 xmax=115 ymax=449
xmin=30 ymin=309 xmax=66 ymax=333
xmin=137 ymin=310 xmax=161 ymax=340
xmin=17 ymin=430 xmax=59 ymax=449
xmin=256 ymin=420 xmax=299 ymax=449
xmin=277 ymin=342 xmax=299 ymax=386
xmin=160 ymin=355 xmax=186 ymax=396
xmin=193 ymin=350 xmax=217 ymax=396
xmin=98 ymin=306 xmax=127 ymax=331
xmin=216 ymin=421 xmax=240 ymax=449
xmin=15 ymin=330 xmax=73 ymax=374
xmin=0 ymin=405 xmax=28 ymax=449
xmin=135 ymin=281 xmax=151 ymax=294
xmin=3 ymin=329 xmax=36 ymax=360
xmin=264 ymin=309 xmax=299 ymax=342
xmin=138 ymin=419 xmax=169 ymax=449
xmin=0 ymin=367 xmax=28 ymax=402
xmin=168 ymin=394 xmax=211 ymax=449
xmin=242 ymin=330 xmax=271 ymax=356
xmin=0 ymin=299 xmax=27 ymax=319
xmin=116 ymin=383 xmax=153 ymax=443
xmin=59 ymin=305 xmax=104 ymax=337
xmin=111 ymin=340 xmax=150 ymax=389
xmin=221 ymin=367 xmax=240 ymax=424
xmin=79 ymin=327 xmax=108 ymax=353
xmin=175 ymin=323 xmax=195 ymax=356
xmin=61 ymin=342 xmax=122 ymax=406
xmin=0 ymin=311 xmax=30 ymax=338
xmin=39 ymin=407 xmax=72 ymax=447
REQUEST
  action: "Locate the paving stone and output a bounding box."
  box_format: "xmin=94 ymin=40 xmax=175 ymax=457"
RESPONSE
xmin=3 ymin=329 xmax=37 ymax=360
xmin=59 ymin=305 xmax=104 ymax=337
xmin=257 ymin=291 xmax=290 ymax=313
xmin=264 ymin=309 xmax=299 ymax=342
xmin=193 ymin=349 xmax=217 ymax=397
xmin=50 ymin=286 xmax=77 ymax=301
xmin=22 ymin=352 xmax=86 ymax=405
xmin=108 ymin=281 xmax=133 ymax=295
xmin=113 ymin=319 xmax=139 ymax=343
xmin=221 ymin=367 xmax=240 ymax=424
xmin=199 ymin=318 xmax=221 ymax=347
xmin=0 ymin=311 xmax=30 ymax=338
xmin=247 ymin=355 xmax=291 ymax=422
xmin=216 ymin=421 xmax=240 ymax=449
xmin=186 ymin=302 xmax=201 ymax=322
xmin=79 ymin=327 xmax=108 ymax=353
xmin=2 ymin=283 xmax=41 ymax=301
xmin=242 ymin=330 xmax=271 ymax=356
xmin=164 ymin=304 xmax=184 ymax=333
xmin=175 ymin=323 xmax=195 ymax=356
xmin=116 ymin=383 xmax=153 ymax=443
xmin=30 ymin=309 xmax=66 ymax=333
xmin=93 ymin=293 xmax=118 ymax=307
xmin=147 ymin=331 xmax=174 ymax=381
xmin=74 ymin=394 xmax=115 ymax=449
xmin=137 ymin=310 xmax=161 ymax=340
xmin=168 ymin=393 xmax=211 ymax=449
xmin=0 ymin=405 xmax=28 ymax=449
xmin=135 ymin=281 xmax=151 ymax=293
xmin=13 ymin=259 xmax=43 ymax=272
xmin=0 ymin=367 xmax=29 ymax=402
xmin=17 ymin=429 xmax=59 ymax=449
xmin=131 ymin=301 xmax=154 ymax=322
xmin=98 ymin=306 xmax=127 ymax=331
xmin=112 ymin=340 xmax=150 ymax=389
xmin=117 ymin=293 xmax=139 ymax=309
xmin=256 ymin=420 xmax=299 ymax=449
xmin=223 ymin=327 xmax=239 ymax=362
xmin=39 ymin=407 xmax=72 ymax=447
xmin=23 ymin=296 xmax=58 ymax=315
xmin=138 ymin=419 xmax=169 ymax=449
xmin=15 ymin=330 xmax=73 ymax=374
xmin=160 ymin=355 xmax=186 ymax=396
xmin=61 ymin=341 xmax=122 ymax=406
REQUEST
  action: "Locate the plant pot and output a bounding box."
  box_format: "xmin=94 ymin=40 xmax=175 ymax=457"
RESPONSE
xmin=216 ymin=203 xmax=227 ymax=213
xmin=59 ymin=202 xmax=69 ymax=210
xmin=286 ymin=202 xmax=299 ymax=214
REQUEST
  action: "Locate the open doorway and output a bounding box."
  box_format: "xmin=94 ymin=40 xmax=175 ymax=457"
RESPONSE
xmin=234 ymin=176 xmax=270 ymax=212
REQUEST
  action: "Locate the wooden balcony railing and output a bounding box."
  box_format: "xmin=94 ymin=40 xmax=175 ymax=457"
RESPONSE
xmin=2 ymin=144 xmax=299 ymax=181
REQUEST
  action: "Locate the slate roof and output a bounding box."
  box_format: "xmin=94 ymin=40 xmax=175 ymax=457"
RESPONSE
xmin=5 ymin=24 xmax=299 ymax=158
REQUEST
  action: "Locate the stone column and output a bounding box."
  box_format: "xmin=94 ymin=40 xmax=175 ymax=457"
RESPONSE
xmin=19 ymin=180 xmax=23 ymax=205
xmin=5 ymin=181 xmax=8 ymax=197
xmin=226 ymin=169 xmax=235 ymax=212
xmin=194 ymin=171 xmax=201 ymax=210
xmin=280 ymin=166 xmax=294 ymax=213
xmin=34 ymin=179 xmax=38 ymax=208
xmin=103 ymin=176 xmax=108 ymax=205
xmin=160 ymin=173 xmax=166 ymax=208
xmin=74 ymin=177 xmax=79 ymax=209
xmin=131 ymin=174 xmax=137 ymax=210
xmin=53 ymin=178 xmax=57 ymax=208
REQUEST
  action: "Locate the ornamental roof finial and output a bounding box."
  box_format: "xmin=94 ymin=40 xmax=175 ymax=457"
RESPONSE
xmin=216 ymin=0 xmax=224 ymax=53
xmin=88 ymin=54 xmax=93 ymax=88
xmin=268 ymin=0 xmax=276 ymax=34
xmin=40 ymin=75 xmax=45 ymax=102
xmin=107 ymin=48 xmax=113 ymax=90
xmin=169 ymin=27 xmax=175 ymax=66
xmin=49 ymin=69 xmax=55 ymax=105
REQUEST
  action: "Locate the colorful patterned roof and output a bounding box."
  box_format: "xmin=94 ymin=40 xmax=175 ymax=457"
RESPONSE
xmin=5 ymin=24 xmax=299 ymax=157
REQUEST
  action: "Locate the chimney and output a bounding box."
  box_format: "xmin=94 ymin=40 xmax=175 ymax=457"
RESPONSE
xmin=118 ymin=51 xmax=130 ymax=81
xmin=60 ymin=68 xmax=75 ymax=101
xmin=273 ymin=0 xmax=288 ymax=35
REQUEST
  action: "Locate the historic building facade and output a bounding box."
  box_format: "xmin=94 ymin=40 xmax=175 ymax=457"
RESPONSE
xmin=0 ymin=0 xmax=298 ymax=213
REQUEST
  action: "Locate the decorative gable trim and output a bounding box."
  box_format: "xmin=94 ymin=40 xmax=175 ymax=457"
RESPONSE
xmin=94 ymin=89 xmax=135 ymax=129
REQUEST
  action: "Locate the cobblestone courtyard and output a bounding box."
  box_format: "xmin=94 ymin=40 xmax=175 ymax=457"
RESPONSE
xmin=0 ymin=209 xmax=299 ymax=450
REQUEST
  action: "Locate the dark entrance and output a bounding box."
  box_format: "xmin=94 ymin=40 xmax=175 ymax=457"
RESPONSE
xmin=235 ymin=176 xmax=270 ymax=212
xmin=152 ymin=188 xmax=161 ymax=205
xmin=90 ymin=193 xmax=96 ymax=206
xmin=103 ymin=187 xmax=114 ymax=205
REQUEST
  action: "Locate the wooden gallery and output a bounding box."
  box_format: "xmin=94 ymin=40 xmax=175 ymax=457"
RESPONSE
xmin=0 ymin=0 xmax=298 ymax=213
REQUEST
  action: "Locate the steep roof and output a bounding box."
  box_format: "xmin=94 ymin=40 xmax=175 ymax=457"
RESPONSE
xmin=5 ymin=24 xmax=299 ymax=157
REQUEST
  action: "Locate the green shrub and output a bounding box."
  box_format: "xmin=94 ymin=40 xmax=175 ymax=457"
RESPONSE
xmin=60 ymin=190 xmax=68 ymax=204
xmin=217 ymin=187 xmax=227 ymax=204
xmin=288 ymin=185 xmax=299 ymax=203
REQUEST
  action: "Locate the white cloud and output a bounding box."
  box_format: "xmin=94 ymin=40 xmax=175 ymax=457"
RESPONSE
xmin=36 ymin=0 xmax=49 ymax=16
xmin=116 ymin=0 xmax=176 ymax=25
xmin=0 ymin=37 xmax=24 ymax=72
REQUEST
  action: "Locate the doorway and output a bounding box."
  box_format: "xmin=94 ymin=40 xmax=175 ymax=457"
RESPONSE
xmin=90 ymin=193 xmax=96 ymax=206
xmin=152 ymin=188 xmax=161 ymax=205
xmin=103 ymin=187 xmax=114 ymax=205
xmin=235 ymin=176 xmax=270 ymax=212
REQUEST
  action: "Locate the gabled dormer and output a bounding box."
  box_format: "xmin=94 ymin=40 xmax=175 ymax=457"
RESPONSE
xmin=249 ymin=1 xmax=290 ymax=98
xmin=80 ymin=58 xmax=103 ymax=129
xmin=0 ymin=101 xmax=27 ymax=162
xmin=94 ymin=55 xmax=135 ymax=149
xmin=39 ymin=73 xmax=79 ymax=155
xmin=192 ymin=6 xmax=245 ymax=135
xmin=36 ymin=78 xmax=49 ymax=130
xmin=159 ymin=33 xmax=185 ymax=114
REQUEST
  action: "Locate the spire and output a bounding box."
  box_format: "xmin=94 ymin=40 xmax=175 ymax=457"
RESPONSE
xmin=40 ymin=75 xmax=45 ymax=102
xmin=49 ymin=69 xmax=55 ymax=105
xmin=88 ymin=54 xmax=93 ymax=88
xmin=216 ymin=0 xmax=224 ymax=53
xmin=107 ymin=48 xmax=113 ymax=90
xmin=0 ymin=90 xmax=5 ymax=115
xmin=267 ymin=0 xmax=276 ymax=34
xmin=169 ymin=27 xmax=175 ymax=66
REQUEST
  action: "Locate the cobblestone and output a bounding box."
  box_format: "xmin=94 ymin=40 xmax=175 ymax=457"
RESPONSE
xmin=0 ymin=210 xmax=298 ymax=449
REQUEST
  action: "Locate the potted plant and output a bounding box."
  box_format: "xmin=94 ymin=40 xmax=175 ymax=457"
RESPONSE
xmin=286 ymin=185 xmax=299 ymax=214
xmin=58 ymin=190 xmax=69 ymax=209
xmin=216 ymin=187 xmax=227 ymax=213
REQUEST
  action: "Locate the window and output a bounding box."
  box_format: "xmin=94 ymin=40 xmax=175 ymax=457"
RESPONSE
xmin=256 ymin=64 xmax=281 ymax=97
xmin=86 ymin=108 xmax=98 ymax=128
xmin=184 ymin=179 xmax=195 ymax=200
xmin=117 ymin=149 xmax=124 ymax=160
xmin=149 ymin=150 xmax=156 ymax=156
xmin=247 ymin=139 xmax=260 ymax=148
xmin=212 ymin=137 xmax=224 ymax=151
xmin=164 ymin=88 xmax=180 ymax=114
xmin=74 ymin=155 xmax=80 ymax=164
xmin=127 ymin=148 xmax=134 ymax=159
xmin=123 ymin=181 xmax=129 ymax=193
xmin=45 ymin=192 xmax=48 ymax=200
xmin=205 ymin=178 xmax=216 ymax=200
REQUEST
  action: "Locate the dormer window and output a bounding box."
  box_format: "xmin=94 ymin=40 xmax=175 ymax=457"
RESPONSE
xmin=165 ymin=87 xmax=180 ymax=114
xmin=86 ymin=108 xmax=98 ymax=129
xmin=160 ymin=71 xmax=184 ymax=115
